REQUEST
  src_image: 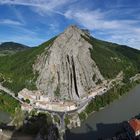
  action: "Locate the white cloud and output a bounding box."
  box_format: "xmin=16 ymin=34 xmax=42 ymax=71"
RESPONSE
xmin=0 ymin=34 xmax=45 ymax=46
xmin=64 ymin=9 xmax=139 ymax=30
xmin=12 ymin=6 xmax=26 ymax=24
xmin=0 ymin=0 xmax=71 ymax=15
xmin=0 ymin=25 xmax=45 ymax=46
xmin=48 ymin=23 xmax=59 ymax=33
xmin=64 ymin=9 xmax=140 ymax=49
xmin=107 ymin=29 xmax=140 ymax=49
xmin=0 ymin=19 xmax=23 ymax=25
xmin=0 ymin=0 xmax=140 ymax=49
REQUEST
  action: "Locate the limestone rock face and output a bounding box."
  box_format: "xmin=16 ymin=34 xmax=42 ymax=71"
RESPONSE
xmin=34 ymin=25 xmax=104 ymax=101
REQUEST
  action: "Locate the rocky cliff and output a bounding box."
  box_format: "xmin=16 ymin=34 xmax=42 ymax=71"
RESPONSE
xmin=0 ymin=25 xmax=140 ymax=99
xmin=34 ymin=25 xmax=104 ymax=101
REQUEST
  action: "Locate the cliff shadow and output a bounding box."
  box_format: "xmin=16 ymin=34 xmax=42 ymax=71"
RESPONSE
xmin=0 ymin=113 xmax=59 ymax=140
xmin=66 ymin=122 xmax=125 ymax=140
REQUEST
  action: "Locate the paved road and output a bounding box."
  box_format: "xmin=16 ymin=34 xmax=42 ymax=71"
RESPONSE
xmin=0 ymin=84 xmax=23 ymax=104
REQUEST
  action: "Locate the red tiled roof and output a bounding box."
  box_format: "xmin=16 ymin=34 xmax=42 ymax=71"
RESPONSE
xmin=129 ymin=119 xmax=140 ymax=132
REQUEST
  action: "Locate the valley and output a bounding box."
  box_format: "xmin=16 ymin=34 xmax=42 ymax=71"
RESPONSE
xmin=0 ymin=0 xmax=140 ymax=139
xmin=0 ymin=25 xmax=140 ymax=140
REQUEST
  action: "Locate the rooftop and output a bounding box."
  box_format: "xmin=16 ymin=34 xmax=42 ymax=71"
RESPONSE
xmin=129 ymin=119 xmax=140 ymax=132
xmin=18 ymin=88 xmax=42 ymax=98
xmin=22 ymin=103 xmax=33 ymax=108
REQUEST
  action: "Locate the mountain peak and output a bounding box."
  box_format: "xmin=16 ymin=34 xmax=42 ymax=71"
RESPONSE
xmin=65 ymin=25 xmax=80 ymax=32
xmin=64 ymin=25 xmax=90 ymax=37
xmin=34 ymin=25 xmax=104 ymax=101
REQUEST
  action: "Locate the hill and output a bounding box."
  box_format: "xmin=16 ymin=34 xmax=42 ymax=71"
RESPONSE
xmin=0 ymin=38 xmax=55 ymax=93
xmin=0 ymin=42 xmax=30 ymax=56
xmin=84 ymin=36 xmax=140 ymax=81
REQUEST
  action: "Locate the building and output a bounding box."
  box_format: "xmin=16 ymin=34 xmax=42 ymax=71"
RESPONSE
xmin=36 ymin=101 xmax=49 ymax=110
xmin=35 ymin=101 xmax=77 ymax=112
xmin=129 ymin=119 xmax=140 ymax=137
xmin=18 ymin=88 xmax=42 ymax=103
xmin=40 ymin=95 xmax=50 ymax=102
xmin=18 ymin=88 xmax=77 ymax=112
xmin=21 ymin=103 xmax=33 ymax=112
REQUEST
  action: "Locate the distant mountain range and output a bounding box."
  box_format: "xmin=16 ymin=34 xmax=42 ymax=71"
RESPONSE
xmin=0 ymin=25 xmax=140 ymax=100
xmin=0 ymin=42 xmax=29 ymax=56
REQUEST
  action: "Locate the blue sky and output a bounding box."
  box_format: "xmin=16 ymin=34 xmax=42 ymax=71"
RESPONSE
xmin=0 ymin=0 xmax=140 ymax=49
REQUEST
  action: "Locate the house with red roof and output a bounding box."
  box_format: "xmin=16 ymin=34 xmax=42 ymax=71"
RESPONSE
xmin=129 ymin=119 xmax=140 ymax=137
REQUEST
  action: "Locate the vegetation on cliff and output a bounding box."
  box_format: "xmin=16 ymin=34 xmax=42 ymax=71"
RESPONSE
xmin=0 ymin=37 xmax=55 ymax=93
xmin=79 ymin=79 xmax=140 ymax=121
xmin=83 ymin=36 xmax=140 ymax=81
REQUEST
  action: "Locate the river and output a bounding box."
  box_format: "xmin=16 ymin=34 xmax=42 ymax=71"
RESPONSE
xmin=66 ymin=84 xmax=140 ymax=140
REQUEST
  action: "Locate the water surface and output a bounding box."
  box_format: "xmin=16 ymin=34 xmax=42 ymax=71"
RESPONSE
xmin=67 ymin=84 xmax=140 ymax=139
xmin=0 ymin=111 xmax=11 ymax=124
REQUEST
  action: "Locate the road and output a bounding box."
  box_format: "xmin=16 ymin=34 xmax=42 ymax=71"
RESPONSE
xmin=0 ymin=84 xmax=23 ymax=104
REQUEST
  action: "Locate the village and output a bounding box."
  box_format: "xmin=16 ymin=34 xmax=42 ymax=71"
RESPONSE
xmin=1 ymin=71 xmax=123 ymax=114
xmin=18 ymin=86 xmax=107 ymax=113
xmin=17 ymin=72 xmax=123 ymax=113
xmin=18 ymin=88 xmax=76 ymax=112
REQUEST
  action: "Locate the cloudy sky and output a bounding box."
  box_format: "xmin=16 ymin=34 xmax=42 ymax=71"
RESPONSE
xmin=0 ymin=0 xmax=140 ymax=49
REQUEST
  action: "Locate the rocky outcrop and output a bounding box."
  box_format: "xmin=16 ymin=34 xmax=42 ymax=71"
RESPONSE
xmin=34 ymin=25 xmax=104 ymax=101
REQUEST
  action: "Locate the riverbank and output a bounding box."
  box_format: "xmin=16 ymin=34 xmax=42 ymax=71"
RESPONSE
xmin=79 ymin=80 xmax=140 ymax=122
xmin=0 ymin=111 xmax=11 ymax=124
xmin=67 ymin=83 xmax=140 ymax=140
xmin=0 ymin=90 xmax=20 ymax=125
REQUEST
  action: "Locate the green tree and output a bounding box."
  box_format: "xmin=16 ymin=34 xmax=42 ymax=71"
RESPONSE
xmin=25 ymin=99 xmax=30 ymax=104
